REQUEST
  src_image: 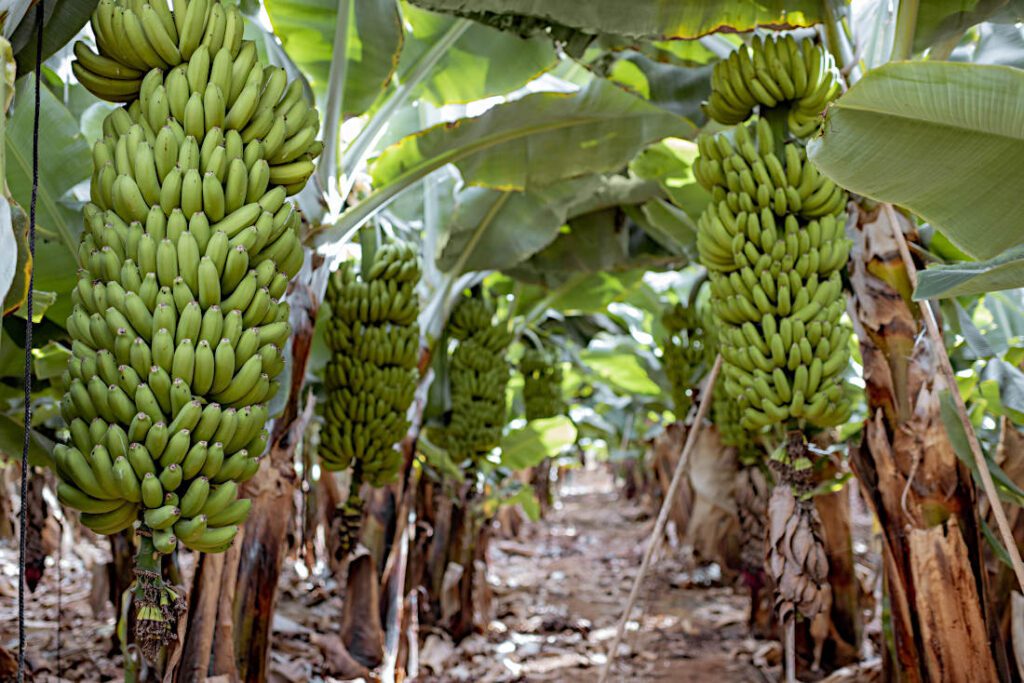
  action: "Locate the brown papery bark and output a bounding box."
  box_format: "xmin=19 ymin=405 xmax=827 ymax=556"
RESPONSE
xmin=176 ymin=551 xmax=224 ymax=682
xmin=810 ymin=459 xmax=862 ymax=669
xmin=985 ymin=419 xmax=1024 ymax=678
xmin=848 ymin=204 xmax=999 ymax=682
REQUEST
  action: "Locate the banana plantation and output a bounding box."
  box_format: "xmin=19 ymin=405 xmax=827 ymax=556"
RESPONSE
xmin=2 ymin=0 xmax=1024 ymax=681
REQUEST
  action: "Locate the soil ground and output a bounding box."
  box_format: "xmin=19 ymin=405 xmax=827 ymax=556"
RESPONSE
xmin=0 ymin=465 xmax=876 ymax=682
xmin=415 ymin=466 xmax=777 ymax=682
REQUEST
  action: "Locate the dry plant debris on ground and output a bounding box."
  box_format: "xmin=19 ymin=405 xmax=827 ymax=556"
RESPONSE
xmin=1 ymin=466 xmax=877 ymax=681
xmin=416 ymin=468 xmax=776 ymax=683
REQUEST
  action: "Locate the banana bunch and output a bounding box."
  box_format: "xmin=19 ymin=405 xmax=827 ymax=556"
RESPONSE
xmin=320 ymin=241 xmax=421 ymax=486
xmin=520 ymin=347 xmax=565 ymax=421
xmin=712 ymin=389 xmax=759 ymax=463
xmin=702 ymin=34 xmax=840 ymax=137
xmin=693 ymin=119 xmax=847 ymax=258
xmin=694 ymin=43 xmax=851 ymax=432
xmin=660 ymin=303 xmax=710 ymax=416
xmin=437 ymin=294 xmax=512 ymax=463
xmin=79 ymin=1 xmax=321 ymax=197
xmin=59 ymin=0 xmax=321 ymax=555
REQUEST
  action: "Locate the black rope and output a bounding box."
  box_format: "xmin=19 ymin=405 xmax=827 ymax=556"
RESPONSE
xmin=17 ymin=2 xmax=44 ymax=680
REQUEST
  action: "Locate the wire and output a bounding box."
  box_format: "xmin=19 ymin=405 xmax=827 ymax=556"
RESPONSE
xmin=17 ymin=2 xmax=44 ymax=680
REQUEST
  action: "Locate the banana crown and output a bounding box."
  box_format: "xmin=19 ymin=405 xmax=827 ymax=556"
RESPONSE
xmin=58 ymin=0 xmax=322 ymax=553
xmin=435 ymin=293 xmax=512 ymax=463
xmin=521 ymin=346 xmax=565 ymax=421
xmin=694 ymin=36 xmax=852 ymax=433
xmin=320 ymin=241 xmax=422 ymax=486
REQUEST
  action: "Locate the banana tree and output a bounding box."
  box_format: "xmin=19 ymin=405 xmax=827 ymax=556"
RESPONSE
xmin=806 ymin=3 xmax=1024 ymax=679
xmin=167 ymin=0 xmax=699 ymax=675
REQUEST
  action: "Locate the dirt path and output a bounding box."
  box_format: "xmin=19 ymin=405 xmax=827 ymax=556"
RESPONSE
xmin=0 ymin=466 xmax=783 ymax=682
xmin=418 ymin=467 xmax=777 ymax=682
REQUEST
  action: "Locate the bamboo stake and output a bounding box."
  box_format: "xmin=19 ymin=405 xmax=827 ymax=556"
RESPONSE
xmin=883 ymin=203 xmax=1024 ymax=593
xmin=597 ymin=355 xmax=722 ymax=683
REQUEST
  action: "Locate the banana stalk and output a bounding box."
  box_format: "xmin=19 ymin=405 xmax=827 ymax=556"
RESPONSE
xmin=431 ymin=293 xmax=512 ymax=463
xmin=59 ymin=0 xmax=322 ymax=661
xmin=694 ymin=35 xmax=850 ymax=644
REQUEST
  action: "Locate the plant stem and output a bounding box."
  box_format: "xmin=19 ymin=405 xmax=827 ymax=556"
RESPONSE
xmin=763 ymin=105 xmax=789 ymax=159
xmin=134 ymin=533 xmax=159 ymax=575
xmin=317 ymin=0 xmax=353 ymax=210
xmin=419 ymin=105 xmax=442 ymax=286
xmin=0 ymin=41 xmax=8 ymax=196
xmin=597 ymin=355 xmax=723 ymax=683
xmin=821 ymin=0 xmax=860 ymax=82
xmin=336 ymin=19 xmax=471 ymax=214
xmin=359 ymin=222 xmax=379 ymax=281
xmin=882 ymin=203 xmax=1024 ymax=593
xmin=890 ymin=0 xmax=920 ymax=61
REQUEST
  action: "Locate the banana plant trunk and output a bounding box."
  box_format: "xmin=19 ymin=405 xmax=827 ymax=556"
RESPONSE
xmin=984 ymin=419 xmax=1024 ymax=679
xmin=808 ymin=459 xmax=862 ymax=668
xmin=414 ymin=479 xmax=490 ymax=641
xmin=847 ymin=205 xmax=1002 ymax=682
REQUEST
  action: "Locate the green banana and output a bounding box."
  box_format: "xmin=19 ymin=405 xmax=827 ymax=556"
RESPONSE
xmin=62 ymin=0 xmax=320 ymax=557
xmin=695 ymin=37 xmax=851 ymax=435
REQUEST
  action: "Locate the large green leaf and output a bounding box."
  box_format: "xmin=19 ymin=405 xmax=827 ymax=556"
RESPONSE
xmin=264 ymin=0 xmax=402 ymax=114
xmin=2 ymin=202 xmax=32 ymax=315
xmin=555 ymin=271 xmax=647 ymax=314
xmin=372 ymin=78 xmax=689 ymax=190
xmin=439 ymin=176 xmax=604 ymax=274
xmin=438 ymin=174 xmax=662 ymax=274
xmin=913 ymin=0 xmax=1024 ymax=54
xmin=637 ymin=197 xmax=697 ymax=256
xmin=500 ymin=415 xmax=577 ymax=470
xmin=629 ymin=137 xmax=710 ymax=220
xmin=32 ymin=340 xmax=71 ymax=379
xmin=940 ymin=390 xmax=1024 ymax=507
xmin=507 ymin=205 xmax=682 ymax=284
xmin=0 ymin=413 xmax=51 ymax=466
xmin=501 ymin=484 xmax=540 ymax=521
xmin=915 ymin=243 xmax=1024 ymax=299
xmin=401 ymin=2 xmax=556 ymax=106
xmin=808 ymin=61 xmax=1024 ymax=262
xmin=10 ymin=0 xmax=98 ymax=75
xmin=319 ymin=78 xmax=689 ymax=244
xmin=579 ymin=347 xmax=662 ymax=395
xmin=606 ymin=51 xmax=712 ymax=123
xmin=406 ymin=0 xmax=827 ymax=40
xmin=0 ymin=197 xmax=15 ymax=315
xmin=6 ymin=77 xmax=89 ymax=324
xmin=510 ymin=270 xmax=645 ymax=316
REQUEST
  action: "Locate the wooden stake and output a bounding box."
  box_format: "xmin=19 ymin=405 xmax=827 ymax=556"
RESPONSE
xmin=883 ymin=203 xmax=1024 ymax=593
xmin=785 ymin=616 xmax=797 ymax=683
xmin=597 ymin=355 xmax=722 ymax=683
